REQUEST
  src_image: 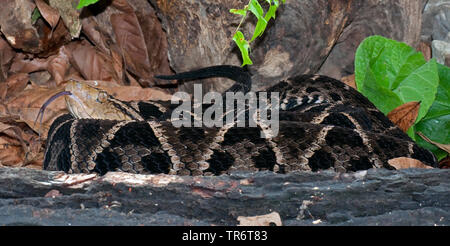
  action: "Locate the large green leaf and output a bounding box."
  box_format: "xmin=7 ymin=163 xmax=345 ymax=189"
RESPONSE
xmin=355 ymin=36 xmax=439 ymax=121
xmin=355 ymin=36 xmax=389 ymax=89
xmin=415 ymin=63 xmax=450 ymax=160
xmin=77 ymin=0 xmax=99 ymax=9
xmin=355 ymin=35 xmax=444 ymax=158
xmin=393 ymin=59 xmax=439 ymax=122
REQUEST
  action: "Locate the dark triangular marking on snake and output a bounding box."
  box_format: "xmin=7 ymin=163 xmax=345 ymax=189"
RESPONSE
xmin=43 ymin=116 xmax=73 ymax=172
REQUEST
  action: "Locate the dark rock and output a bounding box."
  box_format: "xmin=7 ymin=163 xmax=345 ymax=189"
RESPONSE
xmin=0 ymin=167 xmax=448 ymax=225
xmin=432 ymin=40 xmax=450 ymax=66
xmin=422 ymin=0 xmax=450 ymax=43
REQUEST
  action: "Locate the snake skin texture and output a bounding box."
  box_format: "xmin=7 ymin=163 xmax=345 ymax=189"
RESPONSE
xmin=43 ymin=67 xmax=438 ymax=175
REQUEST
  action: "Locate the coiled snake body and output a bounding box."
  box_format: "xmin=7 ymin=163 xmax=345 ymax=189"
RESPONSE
xmin=43 ymin=66 xmax=437 ymax=175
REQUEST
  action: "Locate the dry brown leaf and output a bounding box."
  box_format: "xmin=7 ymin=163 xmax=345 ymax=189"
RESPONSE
xmin=0 ymin=119 xmax=41 ymax=168
xmin=36 ymin=13 xmax=72 ymax=58
xmin=48 ymin=0 xmax=81 ymax=38
xmin=109 ymin=86 xmax=172 ymax=101
xmin=84 ymin=80 xmax=172 ymax=101
xmin=29 ymin=71 xmax=52 ymax=86
xmin=35 ymin=0 xmax=60 ymax=29
xmin=0 ymin=36 xmax=15 ymax=81
xmin=387 ymin=101 xmax=420 ymax=132
xmin=5 ymin=85 xmax=68 ymax=139
xmin=110 ymin=12 xmax=152 ymax=84
xmin=47 ymin=47 xmax=71 ymax=84
xmin=237 ymin=212 xmax=282 ymax=226
xmin=0 ymin=122 xmax=15 ymax=133
xmin=0 ymin=0 xmax=41 ymax=53
xmin=135 ymin=9 xmax=174 ymax=86
xmin=9 ymin=53 xmax=49 ymax=74
xmin=341 ymin=74 xmax=357 ymax=89
xmin=388 ymin=157 xmax=433 ymax=170
xmin=66 ymin=41 xmax=120 ymax=82
xmin=0 ymin=141 xmax=24 ymax=166
xmin=417 ymin=132 xmax=450 ymax=154
xmin=111 ymin=0 xmax=135 ymax=13
xmin=2 ymin=73 xmax=29 ymax=101
xmin=109 ymin=44 xmax=125 ymax=83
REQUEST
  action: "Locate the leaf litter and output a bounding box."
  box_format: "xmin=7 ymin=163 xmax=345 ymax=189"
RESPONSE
xmin=0 ymin=0 xmax=173 ymax=168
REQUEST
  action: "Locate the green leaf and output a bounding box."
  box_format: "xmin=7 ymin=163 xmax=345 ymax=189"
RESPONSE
xmin=31 ymin=7 xmax=42 ymax=24
xmin=415 ymin=63 xmax=450 ymax=160
xmin=355 ymin=36 xmax=425 ymax=90
xmin=393 ymin=59 xmax=439 ymax=122
xmin=230 ymin=9 xmax=247 ymax=16
xmin=359 ymin=67 xmax=403 ymax=114
xmin=233 ymin=31 xmax=253 ymax=66
xmin=250 ymin=4 xmax=278 ymax=42
xmin=250 ymin=17 xmax=268 ymax=42
xmin=355 ymin=36 xmax=390 ymax=89
xmin=355 ymin=36 xmax=439 ymax=121
xmin=265 ymin=4 xmax=278 ymax=21
xmin=422 ymin=63 xmax=450 ymax=121
xmin=355 ymin=35 xmax=446 ymax=159
xmin=248 ymin=0 xmax=264 ymax=20
xmin=77 ymin=0 xmax=99 ymax=9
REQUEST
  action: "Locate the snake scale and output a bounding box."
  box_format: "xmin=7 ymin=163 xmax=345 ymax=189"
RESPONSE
xmin=42 ymin=65 xmax=437 ymax=175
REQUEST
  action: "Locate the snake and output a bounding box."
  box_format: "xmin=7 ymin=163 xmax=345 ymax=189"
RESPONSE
xmin=41 ymin=65 xmax=437 ymax=175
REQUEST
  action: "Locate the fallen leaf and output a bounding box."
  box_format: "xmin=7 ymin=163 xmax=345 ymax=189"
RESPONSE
xmin=387 ymin=157 xmax=433 ymax=170
xmin=2 ymin=73 xmax=29 ymax=101
xmin=111 ymin=0 xmax=135 ymax=13
xmin=81 ymin=16 xmax=111 ymax=55
xmin=110 ymin=12 xmax=152 ymax=85
xmin=5 ymin=85 xmax=68 ymax=138
xmin=36 ymin=14 xmax=72 ymax=57
xmin=104 ymin=85 xmax=173 ymax=102
xmin=135 ymin=8 xmax=174 ymax=86
xmin=237 ymin=212 xmax=282 ymax=226
xmin=0 ymin=0 xmax=41 ymax=53
xmin=109 ymin=44 xmax=125 ymax=83
xmin=47 ymin=47 xmax=71 ymax=84
xmin=83 ymin=80 xmax=173 ymax=101
xmin=29 ymin=71 xmax=52 ymax=87
xmin=35 ymin=0 xmax=60 ymax=29
xmin=0 ymin=119 xmax=39 ymax=167
xmin=0 ymin=37 xmax=15 ymax=81
xmin=9 ymin=53 xmax=49 ymax=74
xmin=48 ymin=0 xmax=81 ymax=38
xmin=387 ymin=101 xmax=421 ymax=132
xmin=341 ymin=74 xmax=356 ymax=89
xmin=417 ymin=132 xmax=450 ymax=154
xmin=66 ymin=41 xmax=120 ymax=83
xmin=0 ymin=141 xmax=24 ymax=167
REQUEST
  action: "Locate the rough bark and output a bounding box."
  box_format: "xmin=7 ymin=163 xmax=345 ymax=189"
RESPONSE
xmin=150 ymin=0 xmax=425 ymax=92
xmin=1 ymin=167 xmax=449 ymax=226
